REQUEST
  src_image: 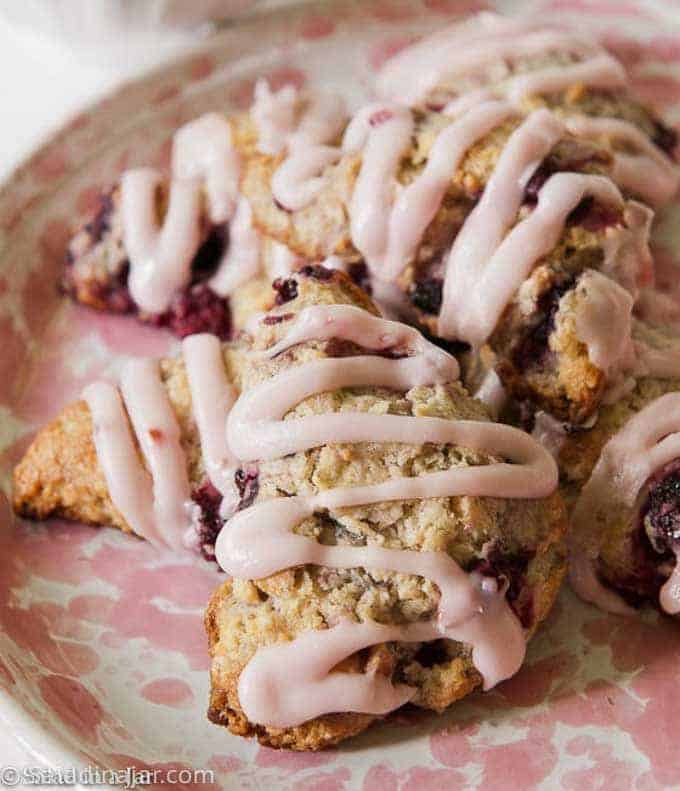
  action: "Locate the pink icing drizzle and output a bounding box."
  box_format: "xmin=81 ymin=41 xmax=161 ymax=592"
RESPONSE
xmin=251 ymin=79 xmax=298 ymax=155
xmin=215 ymin=304 xmax=558 ymax=727
xmin=531 ymin=411 xmax=567 ymax=461
xmin=570 ymin=393 xmax=680 ymax=615
xmin=571 ymin=270 xmax=680 ymax=397
xmin=573 ymin=269 xmax=634 ymax=373
xmin=441 ymin=170 xmax=630 ymax=346
xmin=343 ymin=103 xmax=414 ymax=274
xmin=271 ymin=145 xmax=342 ymax=211
xmin=121 ymin=167 xmax=203 ymax=314
xmin=172 ymin=113 xmax=241 ymax=223
xmin=569 ymin=549 xmax=635 ymax=617
xmin=376 ymin=14 xmax=621 ymax=107
xmin=182 ymin=334 xmax=238 ymax=500
xmin=120 ymin=113 xmax=246 ymax=312
xmin=120 ymin=109 xmax=305 ymax=309
xmin=84 ymin=360 xmax=192 ymax=550
xmin=565 ymin=115 xmax=680 ymax=207
xmin=504 ymin=54 xmax=626 ymax=105
xmin=84 ymin=335 xmax=237 ymax=550
xmin=83 ymin=380 xmax=162 ymax=546
xmin=438 ymin=109 xmax=567 ymax=346
xmin=254 ymin=81 xmax=347 ymax=211
xmin=474 ymin=369 xmax=507 ymax=420
xmin=209 ymin=197 xmax=262 ymax=297
xmin=380 ymin=101 xmax=512 ymax=282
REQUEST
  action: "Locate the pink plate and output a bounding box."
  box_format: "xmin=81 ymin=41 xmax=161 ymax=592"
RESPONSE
xmin=1 ymin=0 xmax=680 ymax=787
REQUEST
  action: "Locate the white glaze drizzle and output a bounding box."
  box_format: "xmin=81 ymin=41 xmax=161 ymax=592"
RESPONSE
xmin=438 ymin=109 xmax=567 ymax=346
xmin=570 ymin=393 xmax=680 ymax=615
xmin=120 ymin=107 xmax=310 ymax=313
xmin=565 ymin=115 xmax=680 ymax=207
xmin=121 ymin=167 xmax=203 ymax=314
xmin=84 ymin=335 xmax=237 ymax=549
xmin=376 ymin=14 xmax=622 ymax=107
xmin=215 ymin=304 xmax=558 ymax=727
xmin=474 ymin=369 xmax=507 ymax=420
xmin=253 ymin=80 xmax=348 ymax=211
xmin=209 ymin=197 xmax=262 ymax=297
xmin=343 ymin=103 xmax=414 ymax=275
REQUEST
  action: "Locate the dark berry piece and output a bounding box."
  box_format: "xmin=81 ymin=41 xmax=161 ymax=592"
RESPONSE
xmin=83 ymin=190 xmax=115 ymax=244
xmin=263 ymin=312 xmax=294 ymax=325
xmin=511 ymin=276 xmax=576 ymax=372
xmin=410 ymin=277 xmax=443 ymax=315
xmin=298 ymin=264 xmax=334 ymax=281
xmin=272 ymin=277 xmax=299 ymax=305
xmin=190 ymin=480 xmax=224 ymax=562
xmin=474 ymin=547 xmax=535 ymax=629
xmin=347 ymin=261 xmax=371 ymax=293
xmin=652 ymin=120 xmax=678 ymax=157
xmin=150 ymin=283 xmax=231 ymax=340
xmin=192 ymin=224 xmax=229 ymax=280
xmin=567 ymin=196 xmax=621 ymax=231
xmin=234 ymin=467 xmax=260 ymax=511
xmin=642 ymin=460 xmax=680 ymax=554
xmin=413 ymin=639 xmax=450 ymax=668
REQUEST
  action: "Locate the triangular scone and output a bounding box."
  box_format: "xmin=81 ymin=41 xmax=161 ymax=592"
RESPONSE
xmin=243 ymin=22 xmax=675 ymax=267
xmin=203 ymin=269 xmax=568 ymax=750
xmin=12 ymin=269 xmax=375 ymax=546
xmin=12 ymin=344 xmax=245 ymax=536
xmin=61 ymin=90 xmax=348 ymax=341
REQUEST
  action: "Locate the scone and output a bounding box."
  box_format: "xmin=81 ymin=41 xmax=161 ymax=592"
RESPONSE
xmin=12 ymin=269 xmax=374 ymax=555
xmin=203 ymin=268 xmax=567 ymax=750
xmin=13 ymin=266 xmax=568 ymax=749
xmin=62 ymin=180 xmax=297 ymax=338
xmin=62 ymin=85 xmax=347 ymax=338
xmin=375 ymin=12 xmax=678 ymax=208
xmin=550 ymin=325 xmax=680 ymax=615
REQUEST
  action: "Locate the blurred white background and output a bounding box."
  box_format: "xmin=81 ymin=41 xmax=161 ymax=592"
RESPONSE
xmin=0 ymin=0 xmax=298 ymax=181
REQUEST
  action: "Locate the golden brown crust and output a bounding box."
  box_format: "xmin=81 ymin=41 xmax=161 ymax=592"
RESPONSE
xmin=205 ymin=580 xmax=377 ymax=751
xmin=12 ymin=400 xmax=127 ymax=530
xmin=12 ymin=345 xmax=246 ymax=532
